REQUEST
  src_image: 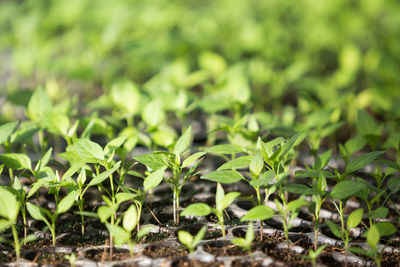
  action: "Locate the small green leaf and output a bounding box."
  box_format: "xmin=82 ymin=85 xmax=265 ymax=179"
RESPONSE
xmin=106 ymin=224 xmax=130 ymax=245
xmin=215 ymin=183 xmax=225 ymax=212
xmin=245 ymin=223 xmax=255 ymax=244
xmin=205 ymin=144 xmax=244 ymax=154
xmin=181 ymin=203 xmax=212 ymax=217
xmin=0 ymin=153 xmax=32 ymax=170
xmin=97 ymin=206 xmax=114 ymax=223
xmin=0 ymin=121 xmax=18 ymax=145
xmin=344 ymin=151 xmax=384 ymax=176
xmin=74 ymin=139 xmax=104 ymax=161
xmin=134 ymin=153 xmax=165 ymax=170
xmin=326 ymin=220 xmax=342 ymax=239
xmin=87 ymin=161 xmax=121 ymax=186
xmin=249 ymin=170 xmax=275 ymax=187
xmin=143 ymin=167 xmax=165 ymax=191
xmin=231 ymin=238 xmax=248 ymax=248
xmin=330 ymin=181 xmax=365 ymax=199
xmin=193 ymin=226 xmax=207 ymax=247
xmin=368 ymin=207 xmax=388 ymax=219
xmin=387 ymin=177 xmax=400 ymax=194
xmin=367 ymin=224 xmax=380 ymax=249
xmin=27 ymin=203 xmax=48 ymax=223
xmin=104 ymin=136 xmax=127 ymax=156
xmin=217 ymin=156 xmax=251 ymax=171
xmin=347 ymin=208 xmax=363 ymax=229
xmin=283 ymin=184 xmax=310 ymax=195
xmin=57 ymin=190 xmax=78 ymax=214
xmin=41 ymin=112 xmax=70 ymax=136
xmin=137 ymin=225 xmax=153 ymax=239
xmin=314 ymin=150 xmax=332 ymax=170
xmin=241 ymin=205 xmax=274 ymax=221
xmin=142 ymin=99 xmax=165 ymax=127
xmin=178 ymin=230 xmax=193 ymax=248
xmin=250 ymin=151 xmax=263 ymax=176
xmin=123 ymin=205 xmax=138 ymax=232
xmin=202 ymin=170 xmax=244 ymax=183
xmin=221 ymin=192 xmax=241 ymax=211
xmin=0 ymin=187 xmax=19 ymax=221
xmin=173 ymin=126 xmax=192 ymax=156
xmin=375 ymin=222 xmax=396 ymax=237
xmin=286 ymin=199 xmax=309 ymax=212
xmin=182 ymin=152 xmax=206 ymax=168
xmin=27 ymin=88 xmax=52 ymax=122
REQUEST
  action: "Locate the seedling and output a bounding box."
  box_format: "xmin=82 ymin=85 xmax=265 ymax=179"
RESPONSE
xmin=231 ymin=223 xmax=255 ymax=254
xmin=0 ymin=187 xmax=36 ymax=264
xmin=305 ymin=245 xmax=326 ymax=267
xmin=181 ymin=183 xmax=240 ymax=238
xmin=178 ymin=226 xmax=207 ymax=253
xmin=135 ymin=126 xmax=205 ymax=224
xmin=327 ymin=208 xmax=364 ymax=267
xmin=27 ymin=189 xmax=78 ymax=246
xmin=106 ymin=204 xmax=153 ymax=261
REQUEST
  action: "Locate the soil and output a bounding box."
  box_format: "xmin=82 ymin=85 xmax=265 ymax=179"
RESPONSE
xmin=143 ymin=244 xmax=188 ymax=258
xmin=171 ymin=257 xmax=225 ymax=267
xmin=84 ymin=247 xmax=133 ymax=261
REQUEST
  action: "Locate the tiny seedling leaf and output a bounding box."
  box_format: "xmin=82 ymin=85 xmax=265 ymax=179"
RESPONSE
xmin=193 ymin=226 xmax=207 ymax=247
xmin=375 ymin=222 xmax=396 ymax=237
xmin=134 ymin=153 xmax=165 ymax=170
xmin=0 ymin=153 xmax=32 ymax=170
xmin=27 ymin=203 xmax=48 ymax=223
xmin=347 ymin=208 xmax=363 ymax=229
xmin=178 ymin=230 xmax=194 ymax=248
xmin=123 ymin=205 xmax=138 ymax=232
xmin=367 ymin=224 xmax=380 ymax=249
xmin=0 ymin=187 xmax=19 ymax=221
xmin=250 ymin=150 xmax=263 ymax=176
xmin=221 ymin=192 xmax=241 ymax=211
xmin=173 ymin=126 xmax=192 ymax=156
xmin=144 ymin=167 xmax=166 ymax=191
xmin=330 ymin=181 xmax=365 ymax=200
xmin=368 ymin=207 xmax=388 ymax=219
xmin=137 ymin=225 xmax=153 ymax=239
xmin=181 ymin=203 xmax=212 ymax=216
xmin=344 ymin=151 xmax=384 ymax=176
xmin=0 ymin=121 xmax=18 ymax=145
xmin=217 ymin=156 xmax=251 ymax=171
xmin=57 ymin=190 xmax=78 ymax=214
xmin=182 ymin=152 xmax=206 ymax=168
xmin=245 ymin=223 xmax=255 ymax=244
xmin=202 ymin=170 xmax=244 ymax=184
xmin=205 ymin=144 xmax=244 ymax=154
xmin=106 ymin=224 xmax=130 ymax=245
xmin=74 ymin=139 xmax=105 ymax=161
xmin=241 ymin=205 xmax=274 ymax=221
xmin=87 ymin=161 xmax=121 ymax=186
xmin=326 ymin=220 xmax=342 ymax=239
xmin=287 ymin=199 xmax=310 ymax=212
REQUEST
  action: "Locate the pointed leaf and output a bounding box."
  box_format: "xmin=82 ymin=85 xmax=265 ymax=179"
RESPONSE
xmin=178 ymin=230 xmax=193 ymax=248
xmin=330 ymin=181 xmax=365 ymax=200
xmin=221 ymin=192 xmax=241 ymax=211
xmin=123 ymin=205 xmax=138 ymax=232
xmin=250 ymin=151 xmax=263 ymax=176
xmin=205 ymin=144 xmax=244 ymax=154
xmin=106 ymin=224 xmax=130 ymax=245
xmin=193 ymin=226 xmax=207 ymax=247
xmin=367 ymin=224 xmax=380 ymax=249
xmin=134 ymin=153 xmax=165 ymax=170
xmin=202 ymin=170 xmax=244 ymax=184
xmin=144 ymin=167 xmax=165 ymax=191
xmin=0 ymin=121 xmax=18 ymax=145
xmin=181 ymin=203 xmax=212 ymax=216
xmin=347 ymin=208 xmax=363 ymax=229
xmin=74 ymin=139 xmax=104 ymax=161
xmin=241 ymin=205 xmax=274 ymax=221
xmin=182 ymin=152 xmax=206 ymax=168
xmin=0 ymin=153 xmax=31 ymax=170
xmin=217 ymin=156 xmax=251 ymax=171
xmin=57 ymin=190 xmax=78 ymax=214
xmin=245 ymin=223 xmax=255 ymax=244
xmin=344 ymin=151 xmax=384 ymax=176
xmin=87 ymin=161 xmax=121 ymax=186
xmin=173 ymin=126 xmax=192 ymax=156
xmin=326 ymin=220 xmax=342 ymax=239
xmin=0 ymin=187 xmax=19 ymax=221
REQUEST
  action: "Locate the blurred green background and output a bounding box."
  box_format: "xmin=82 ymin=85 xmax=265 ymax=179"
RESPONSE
xmin=1 ymin=0 xmax=399 ymax=145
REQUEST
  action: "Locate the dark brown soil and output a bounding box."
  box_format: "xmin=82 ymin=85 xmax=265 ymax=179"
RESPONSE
xmin=143 ymin=244 xmax=188 ymax=258
xmin=204 ymin=243 xmax=249 ymax=257
xmin=84 ymin=247 xmax=133 ymax=261
xmin=172 ymin=257 xmax=225 ymax=267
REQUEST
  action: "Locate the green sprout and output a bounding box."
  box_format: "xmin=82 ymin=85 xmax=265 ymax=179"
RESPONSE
xmin=178 ymin=226 xmax=207 ymax=254
xmin=231 ymin=223 xmax=255 ymax=254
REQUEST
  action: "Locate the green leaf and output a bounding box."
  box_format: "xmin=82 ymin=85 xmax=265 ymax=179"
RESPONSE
xmin=249 ymin=170 xmax=275 ymax=187
xmin=74 ymin=139 xmax=104 ymax=161
xmin=106 ymin=224 xmax=130 ymax=245
xmin=97 ymin=206 xmax=115 ymax=223
xmin=0 ymin=220 xmax=13 ymax=232
xmin=215 ymin=183 xmax=225 ymax=212
xmin=330 ymin=181 xmax=365 ymax=199
xmin=205 ymin=144 xmax=244 ymax=154
xmin=314 ymin=150 xmax=332 ymax=170
xmin=286 ymin=199 xmax=309 ymax=212
xmin=57 ymin=190 xmax=78 ymax=214
xmin=201 ymin=170 xmax=244 ymax=184
xmin=35 ymin=147 xmax=53 ymax=172
xmin=0 ymin=187 xmax=19 ymax=221
xmin=344 ymin=151 xmax=384 ymax=176
xmin=182 ymin=152 xmax=206 ymax=168
xmin=326 ymin=220 xmax=342 ymax=239
xmin=375 ymin=222 xmax=396 ymax=237
xmin=87 ymin=161 xmax=121 ymax=186
xmin=27 ymin=88 xmax=52 ymax=122
xmin=347 ymin=208 xmax=363 ymax=229
xmin=27 ymin=203 xmax=48 ymax=223
xmin=134 ymin=153 xmax=165 ymax=170
xmin=142 ymin=99 xmax=165 ymax=127
xmin=250 ymin=151 xmax=263 ymax=176
xmin=231 ymin=238 xmax=248 ymax=249
xmin=281 ymin=132 xmax=302 ymax=158
xmin=283 ymin=184 xmax=310 ymax=195
xmin=356 ymin=110 xmax=381 ymax=137
xmin=181 ymin=203 xmax=212 ymax=217
xmin=173 ymin=126 xmax=192 ymax=156
xmin=193 ymin=226 xmax=207 ymax=247
xmin=217 ymin=156 xmax=251 ymax=171
xmin=137 ymin=225 xmax=153 ymax=239
xmin=41 ymin=112 xmax=70 ymax=136
xmin=245 ymin=223 xmax=255 ymax=244
xmin=368 ymin=207 xmax=388 ymax=219
xmin=0 ymin=153 xmax=31 ymax=170
xmin=241 ymin=205 xmax=274 ymax=221
xmin=143 ymin=167 xmax=165 ymax=191
xmin=387 ymin=177 xmax=400 ymax=194
xmin=221 ymin=192 xmax=241 ymax=211
xmin=123 ymin=205 xmax=138 ymax=232
xmin=178 ymin=230 xmax=193 ymax=248
xmin=367 ymin=224 xmax=380 ymax=249
xmin=104 ymin=136 xmax=127 ymax=156
xmin=0 ymin=121 xmax=18 ymax=145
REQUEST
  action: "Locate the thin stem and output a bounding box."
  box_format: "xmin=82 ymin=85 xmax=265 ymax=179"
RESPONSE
xmin=339 ymin=200 xmax=345 ymax=236
xmin=176 ymin=190 xmax=180 ymax=225
xmin=12 ymin=225 xmax=20 ymax=264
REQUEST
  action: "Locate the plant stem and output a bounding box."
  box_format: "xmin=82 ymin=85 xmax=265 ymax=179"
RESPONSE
xmin=255 ymin=187 xmax=263 ymax=241
xmin=176 ymin=190 xmax=180 ymax=225
xmin=339 ymin=200 xmax=345 ymax=235
xmin=11 ymin=225 xmax=20 ymax=264
xmin=51 ymin=220 xmax=56 ymax=246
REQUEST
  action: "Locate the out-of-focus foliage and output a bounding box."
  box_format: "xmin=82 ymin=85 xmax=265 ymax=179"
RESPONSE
xmin=0 ymin=0 xmax=400 ymax=142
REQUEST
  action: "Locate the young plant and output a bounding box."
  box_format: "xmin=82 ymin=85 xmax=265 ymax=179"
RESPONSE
xmin=0 ymin=187 xmax=36 ymax=264
xmin=327 ymin=208 xmax=364 ymax=267
xmin=181 ymin=183 xmax=240 ymax=238
xmin=231 ymin=223 xmax=255 ymax=254
xmin=106 ymin=204 xmax=153 ymax=261
xmin=135 ymin=126 xmax=205 ymax=224
xmin=178 ymin=226 xmax=207 ymax=254
xmin=27 ymin=189 xmax=78 ymax=246
xmin=274 ymin=195 xmax=310 ymax=247
xmin=305 ymin=245 xmax=326 ymax=267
